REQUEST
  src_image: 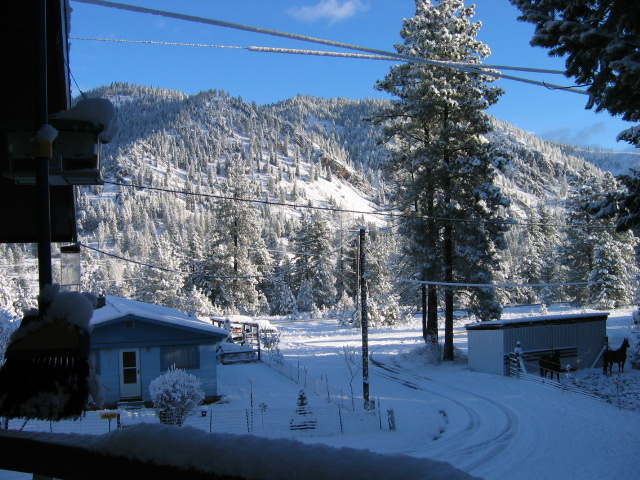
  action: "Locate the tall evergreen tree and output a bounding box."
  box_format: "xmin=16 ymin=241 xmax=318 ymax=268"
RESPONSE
xmin=561 ymin=173 xmax=611 ymax=303
xmin=517 ymin=204 xmax=562 ymax=304
xmin=291 ymin=211 xmax=337 ymax=310
xmin=195 ymin=156 xmax=271 ymax=314
xmin=561 ymin=172 xmax=637 ymax=306
xmin=588 ymin=230 xmax=638 ymax=309
xmin=373 ymin=0 xmax=510 ymax=360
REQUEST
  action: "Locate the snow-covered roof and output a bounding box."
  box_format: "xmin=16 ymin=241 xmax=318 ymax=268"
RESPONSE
xmin=465 ymin=312 xmax=609 ymax=330
xmin=91 ymin=296 xmax=228 ymax=337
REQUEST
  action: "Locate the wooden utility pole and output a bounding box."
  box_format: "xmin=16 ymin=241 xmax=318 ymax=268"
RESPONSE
xmin=359 ymin=227 xmax=370 ymax=408
xmin=36 ymin=0 xmax=53 ymax=295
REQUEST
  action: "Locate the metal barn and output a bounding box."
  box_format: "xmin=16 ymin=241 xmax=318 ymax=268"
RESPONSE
xmin=465 ymin=313 xmax=608 ymax=376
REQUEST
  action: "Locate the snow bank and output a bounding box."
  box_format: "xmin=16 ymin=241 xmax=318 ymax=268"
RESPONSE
xmin=90 ymin=423 xmax=480 ymax=480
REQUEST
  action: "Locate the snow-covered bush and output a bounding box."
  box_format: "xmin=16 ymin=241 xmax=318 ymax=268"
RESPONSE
xmin=0 ymin=307 xmax=18 ymax=366
xmin=260 ymin=328 xmax=282 ymax=352
xmin=149 ymin=365 xmax=204 ymax=426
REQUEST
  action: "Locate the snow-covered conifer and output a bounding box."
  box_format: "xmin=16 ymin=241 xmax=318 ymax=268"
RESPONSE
xmin=373 ymin=0 xmax=510 ymax=358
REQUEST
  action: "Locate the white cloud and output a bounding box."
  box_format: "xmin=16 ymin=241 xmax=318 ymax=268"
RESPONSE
xmin=287 ymin=0 xmax=368 ymax=24
xmin=540 ymin=122 xmax=608 ymax=147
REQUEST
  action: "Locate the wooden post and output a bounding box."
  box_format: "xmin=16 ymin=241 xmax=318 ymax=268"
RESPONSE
xmin=35 ymin=0 xmax=53 ymax=298
xmin=359 ymin=227 xmax=370 ymax=408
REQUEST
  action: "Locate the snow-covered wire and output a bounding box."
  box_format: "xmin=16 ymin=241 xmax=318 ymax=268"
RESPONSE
xmin=71 ymin=0 xmax=586 ymax=94
xmin=71 ymin=36 xmax=244 ymax=50
xmin=400 ymin=279 xmax=604 ymax=288
xmin=71 ymin=36 xmax=566 ymax=75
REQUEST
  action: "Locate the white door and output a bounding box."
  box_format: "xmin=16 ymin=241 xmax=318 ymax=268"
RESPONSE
xmin=119 ymin=348 xmax=141 ymax=399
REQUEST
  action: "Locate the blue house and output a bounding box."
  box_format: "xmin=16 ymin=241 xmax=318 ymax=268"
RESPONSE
xmin=89 ymin=296 xmax=230 ymax=406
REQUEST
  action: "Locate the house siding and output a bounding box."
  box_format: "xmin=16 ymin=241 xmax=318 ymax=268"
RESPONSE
xmin=95 ymin=348 xmax=119 ymax=405
xmin=90 ymin=310 xmax=227 ymax=406
xmin=95 ymin=343 xmax=220 ymax=406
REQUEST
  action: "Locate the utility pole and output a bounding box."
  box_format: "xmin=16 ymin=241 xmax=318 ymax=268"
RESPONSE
xmin=359 ymin=226 xmax=370 ymax=409
xmin=36 ymin=0 xmax=53 ymax=297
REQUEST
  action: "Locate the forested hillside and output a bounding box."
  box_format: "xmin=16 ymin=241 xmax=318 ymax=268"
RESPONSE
xmin=0 ymin=83 xmax=637 ymax=322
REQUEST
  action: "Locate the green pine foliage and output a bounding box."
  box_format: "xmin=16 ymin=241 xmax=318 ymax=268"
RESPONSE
xmin=510 ymin=0 xmax=640 ymax=124
xmin=373 ymin=0 xmax=511 ymax=358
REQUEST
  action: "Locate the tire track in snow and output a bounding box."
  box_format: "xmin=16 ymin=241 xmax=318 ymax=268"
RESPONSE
xmin=371 ymin=355 xmax=539 ymax=477
xmin=371 ymin=357 xmax=482 ymax=448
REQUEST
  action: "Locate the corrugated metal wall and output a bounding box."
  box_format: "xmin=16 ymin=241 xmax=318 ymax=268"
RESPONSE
xmin=468 ymin=329 xmax=504 ymax=375
xmin=575 ymin=319 xmax=607 ymax=369
xmin=467 ymin=315 xmax=608 ymax=376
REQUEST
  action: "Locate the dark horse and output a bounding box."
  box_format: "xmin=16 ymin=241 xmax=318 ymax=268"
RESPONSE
xmin=539 ymin=350 xmax=561 ymax=381
xmin=603 ymin=338 xmax=630 ymax=375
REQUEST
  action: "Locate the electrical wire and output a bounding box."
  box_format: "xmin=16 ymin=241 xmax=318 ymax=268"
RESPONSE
xmin=400 ymin=278 xmax=604 ymax=288
xmin=80 ymin=242 xmax=268 ymax=279
xmin=71 ymin=36 xmax=244 ymax=50
xmin=103 ymin=180 xmax=618 ymax=231
xmin=71 ymin=36 xmax=566 ymax=75
xmin=70 ymin=0 xmax=587 ymax=95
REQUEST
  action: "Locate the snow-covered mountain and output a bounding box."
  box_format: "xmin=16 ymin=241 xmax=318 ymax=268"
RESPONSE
xmin=92 ymin=82 xmax=620 ymax=219
xmin=2 ymin=82 xmax=633 ymax=318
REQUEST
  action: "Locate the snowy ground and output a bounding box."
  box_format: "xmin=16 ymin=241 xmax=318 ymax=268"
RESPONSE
xmin=2 ymin=304 xmax=639 ymax=479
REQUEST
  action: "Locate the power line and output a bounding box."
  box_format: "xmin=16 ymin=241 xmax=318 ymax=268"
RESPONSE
xmin=71 ymin=0 xmax=586 ymax=95
xmin=71 ymin=36 xmax=244 ymax=50
xmin=103 ymin=180 xmax=618 ymax=230
xmin=104 ymin=180 xmax=385 ymax=219
xmin=80 ymin=242 xmax=268 ymax=279
xmin=400 ymin=278 xmax=604 ymax=289
xmin=71 ymin=36 xmax=567 ymax=75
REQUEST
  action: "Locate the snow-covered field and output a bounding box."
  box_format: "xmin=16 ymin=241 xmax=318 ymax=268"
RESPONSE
xmin=2 ymin=304 xmax=639 ymax=479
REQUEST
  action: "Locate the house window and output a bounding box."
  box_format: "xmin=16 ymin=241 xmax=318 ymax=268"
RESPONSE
xmin=160 ymin=345 xmax=200 ymax=370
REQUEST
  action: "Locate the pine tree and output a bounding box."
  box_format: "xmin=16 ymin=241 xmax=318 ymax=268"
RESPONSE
xmin=561 ymin=173 xmax=610 ymax=303
xmin=291 ymin=211 xmax=337 ymax=310
xmin=296 ymin=279 xmax=314 ymax=313
xmin=588 ymin=231 xmax=638 ymax=309
xmin=373 ymin=0 xmax=510 ymax=359
xmin=510 ymin=0 xmax=640 ymax=129
xmin=561 ymin=172 xmax=637 ymax=306
xmin=517 ymin=204 xmax=562 ymax=304
xmin=364 ymin=228 xmax=402 ymax=326
xmin=195 ymin=155 xmax=271 ymax=314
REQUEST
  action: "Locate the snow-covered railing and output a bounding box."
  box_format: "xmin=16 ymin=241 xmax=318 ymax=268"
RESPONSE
xmin=219 ymin=349 xmax=259 ymax=364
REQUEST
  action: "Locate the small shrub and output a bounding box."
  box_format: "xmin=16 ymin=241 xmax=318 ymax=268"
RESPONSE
xmin=149 ymin=365 xmax=204 ymax=426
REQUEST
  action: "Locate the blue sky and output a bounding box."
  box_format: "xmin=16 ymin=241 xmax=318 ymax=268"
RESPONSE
xmin=68 ymin=0 xmax=636 ymax=151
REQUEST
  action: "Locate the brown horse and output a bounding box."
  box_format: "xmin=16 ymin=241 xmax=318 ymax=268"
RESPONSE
xmin=603 ymin=338 xmax=630 ymax=375
xmin=539 ymin=350 xmax=561 ymax=381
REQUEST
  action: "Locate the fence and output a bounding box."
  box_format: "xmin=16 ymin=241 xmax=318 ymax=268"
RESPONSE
xmin=2 ymin=403 xmax=381 ymax=438
xmin=507 ymin=353 xmax=621 ymax=408
xmin=261 ymin=350 xmax=365 ymax=411
xmin=2 ymin=350 xmax=387 ymax=438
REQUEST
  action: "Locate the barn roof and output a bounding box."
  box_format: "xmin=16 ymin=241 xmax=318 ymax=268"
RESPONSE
xmin=465 ymin=312 xmax=609 ymax=331
xmin=90 ymin=295 xmax=229 ymax=338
